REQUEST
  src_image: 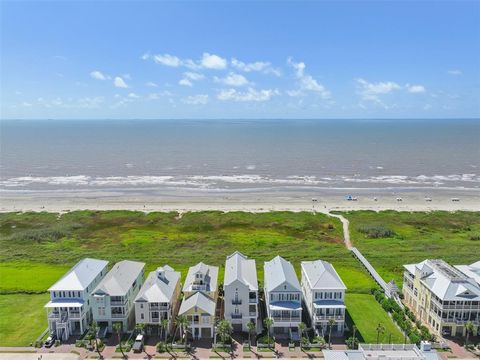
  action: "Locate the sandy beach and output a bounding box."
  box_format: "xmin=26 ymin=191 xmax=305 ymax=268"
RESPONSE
xmin=1 ymin=187 xmax=479 ymax=213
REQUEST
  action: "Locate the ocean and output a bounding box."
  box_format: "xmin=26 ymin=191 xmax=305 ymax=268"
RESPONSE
xmin=1 ymin=119 xmax=479 ymax=192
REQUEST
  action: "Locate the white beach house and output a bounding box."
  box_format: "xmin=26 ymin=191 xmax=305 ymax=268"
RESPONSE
xmin=403 ymin=259 xmax=480 ymax=337
xmin=301 ymin=260 xmax=347 ymax=335
xmin=264 ymin=256 xmax=302 ymax=339
xmin=178 ymin=262 xmax=219 ymax=340
xmin=45 ymin=258 xmax=109 ymax=340
xmin=223 ymin=251 xmax=260 ymax=333
xmin=91 ymin=260 xmax=145 ymax=333
xmin=134 ymin=265 xmax=181 ymax=336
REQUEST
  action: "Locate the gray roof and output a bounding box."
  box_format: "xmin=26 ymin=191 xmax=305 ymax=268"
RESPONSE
xmin=301 ymin=260 xmax=346 ymax=290
xmin=455 ymin=261 xmax=480 ymax=286
xmin=178 ymin=291 xmax=216 ymax=315
xmin=324 ymin=345 xmax=441 ymax=360
xmin=135 ymin=265 xmax=180 ymax=303
xmin=183 ymin=262 xmax=218 ymax=292
xmin=49 ymin=258 xmax=109 ymax=292
xmin=224 ymin=251 xmax=258 ymax=291
xmin=404 ymin=259 xmax=480 ymax=301
xmin=323 ymin=350 xmax=364 ymax=360
xmin=264 ymin=256 xmax=301 ymax=293
xmin=93 ymin=260 xmax=145 ymax=297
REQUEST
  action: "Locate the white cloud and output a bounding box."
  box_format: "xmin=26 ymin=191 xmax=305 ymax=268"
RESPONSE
xmin=286 ymin=90 xmax=304 ymax=97
xmin=231 ymin=58 xmax=281 ymax=76
xmin=77 ymin=96 xmax=104 ymax=108
xmin=214 ymin=72 xmax=250 ymax=87
xmin=287 ymin=58 xmax=331 ymax=99
xmin=184 ymin=72 xmax=205 ymax=81
xmin=201 ymin=53 xmax=227 ymax=69
xmin=22 ymin=101 xmax=33 ymax=107
xmin=407 ymin=85 xmax=426 ymax=93
xmin=356 ymin=78 xmax=402 ymax=95
xmin=127 ymin=92 xmax=140 ymax=98
xmin=179 ymin=78 xmax=193 ymax=87
xmin=146 ymin=82 xmax=158 ymax=87
xmin=183 ymin=94 xmax=209 ymax=105
xmin=141 ymin=53 xmax=150 ymax=60
xmin=90 ymin=70 xmax=109 ymax=81
xmin=114 ymin=76 xmax=128 ymax=88
xmin=217 ymin=87 xmax=279 ymax=102
xmin=148 ymin=91 xmax=172 ymax=100
xmin=153 ymin=54 xmax=182 ymax=67
xmin=448 ymin=69 xmax=462 ymax=76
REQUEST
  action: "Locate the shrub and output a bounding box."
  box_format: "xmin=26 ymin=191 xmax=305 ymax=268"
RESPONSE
xmin=156 ymin=341 xmax=167 ymax=353
xmin=34 ymin=340 xmax=43 ymax=348
xmin=358 ymin=225 xmax=396 ymax=238
xmin=469 ymin=235 xmax=480 ymax=241
xmin=54 ymin=339 xmax=60 ymax=347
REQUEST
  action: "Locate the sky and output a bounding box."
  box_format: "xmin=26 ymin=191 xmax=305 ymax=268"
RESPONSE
xmin=1 ymin=1 xmax=479 ymax=119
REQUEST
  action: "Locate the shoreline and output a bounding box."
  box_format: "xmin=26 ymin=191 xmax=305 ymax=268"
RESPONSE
xmin=1 ymin=187 xmax=479 ymax=213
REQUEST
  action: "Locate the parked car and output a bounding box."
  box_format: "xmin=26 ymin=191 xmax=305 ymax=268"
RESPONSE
xmin=132 ymin=334 xmax=144 ymax=353
xmin=44 ymin=334 xmax=56 ymax=348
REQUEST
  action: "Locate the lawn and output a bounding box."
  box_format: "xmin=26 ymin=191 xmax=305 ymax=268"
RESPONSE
xmin=340 ymin=211 xmax=480 ymax=285
xmin=0 ymin=293 xmax=49 ymax=346
xmin=345 ymin=293 xmax=404 ymax=344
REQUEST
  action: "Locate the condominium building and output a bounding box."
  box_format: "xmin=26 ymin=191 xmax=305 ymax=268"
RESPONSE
xmin=264 ymin=256 xmax=302 ymax=339
xmin=134 ymin=265 xmax=181 ymax=336
xmin=92 ymin=260 xmax=145 ymax=333
xmin=178 ymin=262 xmax=219 ymax=339
xmin=301 ymin=260 xmax=346 ymax=335
xmin=45 ymin=258 xmax=109 ymax=340
xmin=403 ymin=259 xmax=480 ymax=337
xmin=223 ymin=252 xmax=260 ymax=333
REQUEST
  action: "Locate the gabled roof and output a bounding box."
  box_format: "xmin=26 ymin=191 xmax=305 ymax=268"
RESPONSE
xmin=301 ymin=260 xmax=346 ymax=290
xmin=264 ymin=255 xmax=301 ymax=293
xmin=224 ymin=251 xmax=258 ymax=291
xmin=183 ymin=262 xmax=218 ymax=292
xmin=178 ymin=291 xmax=216 ymax=315
xmin=406 ymin=259 xmax=480 ymax=301
xmin=135 ymin=265 xmax=180 ymax=303
xmin=92 ymin=260 xmax=145 ymax=297
xmin=49 ymin=258 xmax=109 ymax=292
xmin=455 ymin=261 xmax=480 ymax=286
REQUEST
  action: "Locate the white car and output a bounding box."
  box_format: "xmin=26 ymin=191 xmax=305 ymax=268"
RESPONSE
xmin=132 ymin=334 xmax=144 ymax=353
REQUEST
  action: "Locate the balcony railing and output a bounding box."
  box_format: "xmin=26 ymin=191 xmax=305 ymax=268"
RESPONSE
xmin=272 ymin=316 xmax=301 ymax=322
xmin=231 ymin=314 xmax=242 ymax=319
xmin=111 ymin=313 xmax=126 ymax=318
xmin=249 ymin=312 xmax=257 ymax=317
xmin=315 ymin=315 xmax=344 ymax=321
xmin=249 ymin=297 xmax=257 ymax=303
xmin=232 ymin=299 xmax=242 ymax=305
xmin=110 ymin=299 xmax=127 ymax=306
xmin=150 ymin=304 xmax=169 ymax=310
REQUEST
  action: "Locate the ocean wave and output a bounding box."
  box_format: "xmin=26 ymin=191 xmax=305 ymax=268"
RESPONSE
xmin=0 ymin=173 xmax=478 ymax=188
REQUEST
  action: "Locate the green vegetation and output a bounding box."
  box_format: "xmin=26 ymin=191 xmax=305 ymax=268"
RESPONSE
xmin=0 ymin=293 xmax=49 ymax=346
xmin=341 ymin=210 xmax=480 ymax=285
xmin=345 ymin=293 xmax=404 ymax=343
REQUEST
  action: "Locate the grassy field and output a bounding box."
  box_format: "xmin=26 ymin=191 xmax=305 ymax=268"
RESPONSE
xmin=340 ymin=210 xmax=480 ymax=285
xmin=0 ymin=293 xmax=49 ymax=346
xmin=345 ymin=294 xmax=404 ymax=344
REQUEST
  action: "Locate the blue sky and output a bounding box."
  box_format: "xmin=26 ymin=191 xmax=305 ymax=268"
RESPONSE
xmin=1 ymin=1 xmax=479 ymax=119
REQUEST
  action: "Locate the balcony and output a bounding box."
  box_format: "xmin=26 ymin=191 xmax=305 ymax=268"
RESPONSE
xmin=272 ymin=316 xmax=301 ymax=322
xmin=110 ymin=299 xmax=127 ymax=306
xmin=249 ymin=312 xmax=257 ymax=317
xmin=111 ymin=313 xmax=126 ymax=318
xmin=315 ymin=315 xmax=344 ymax=321
xmin=232 ymin=299 xmax=242 ymax=305
xmin=150 ymin=304 xmax=169 ymax=311
xmin=231 ymin=314 xmax=242 ymax=319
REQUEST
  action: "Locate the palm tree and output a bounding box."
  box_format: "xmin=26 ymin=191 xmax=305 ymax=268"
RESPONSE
xmin=376 ymin=323 xmax=385 ymax=344
xmin=113 ymin=323 xmax=125 ymax=359
xmin=347 ymin=325 xmax=358 ymax=349
xmin=263 ymin=317 xmax=274 ymax=348
xmin=465 ymin=321 xmax=474 ymax=348
xmin=298 ymin=322 xmax=307 ymax=350
xmin=216 ymin=319 xmax=233 ymax=348
xmin=175 ymin=315 xmax=189 ymax=351
xmin=135 ymin=323 xmax=145 ymax=335
xmin=328 ymin=319 xmax=336 ymax=349
xmin=161 ymin=318 xmax=170 ymax=341
xmin=90 ymin=321 xmax=102 ymax=358
xmin=246 ymin=321 xmax=256 ymax=349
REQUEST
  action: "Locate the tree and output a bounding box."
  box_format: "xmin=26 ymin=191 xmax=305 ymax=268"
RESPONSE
xmin=376 ymin=323 xmax=385 ymax=344
xmin=347 ymin=325 xmax=358 ymax=349
xmin=113 ymin=323 xmax=125 ymax=359
xmin=263 ymin=317 xmax=274 ymax=348
xmin=161 ymin=319 xmax=170 ymax=341
xmin=175 ymin=315 xmax=189 ymax=351
xmin=298 ymin=322 xmax=307 ymax=350
xmin=465 ymin=321 xmax=474 ymax=348
xmin=217 ymin=319 xmax=233 ymax=347
xmin=328 ymin=319 xmax=336 ymax=349
xmin=90 ymin=321 xmax=102 ymax=359
xmin=135 ymin=323 xmax=145 ymax=335
xmin=247 ymin=321 xmax=256 ymax=349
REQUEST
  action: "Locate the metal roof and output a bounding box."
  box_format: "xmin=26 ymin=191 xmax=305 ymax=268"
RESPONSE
xmin=48 ymin=258 xmax=109 ymax=292
xmin=178 ymin=291 xmax=216 ymax=315
xmin=45 ymin=300 xmax=84 ymax=308
xmin=224 ymin=251 xmax=258 ymax=291
xmin=183 ymin=262 xmax=218 ymax=292
xmin=134 ymin=265 xmax=180 ymax=303
xmin=264 ymin=255 xmax=301 ymax=293
xmin=92 ymin=260 xmax=145 ymax=297
xmin=301 ymin=259 xmax=346 ymax=290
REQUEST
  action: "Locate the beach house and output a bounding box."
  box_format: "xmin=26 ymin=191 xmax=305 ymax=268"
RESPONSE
xmin=91 ymin=260 xmax=145 ymax=333
xmin=223 ymin=251 xmax=260 ymax=333
xmin=301 ymin=260 xmax=347 ymax=335
xmin=178 ymin=262 xmax=219 ymax=340
xmin=134 ymin=265 xmax=181 ymax=336
xmin=403 ymin=259 xmax=480 ymax=337
xmin=264 ymin=256 xmax=302 ymax=339
xmin=45 ymin=258 xmax=109 ymax=340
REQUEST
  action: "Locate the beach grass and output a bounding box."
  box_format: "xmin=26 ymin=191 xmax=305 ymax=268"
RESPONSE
xmin=340 ymin=210 xmax=480 ymax=285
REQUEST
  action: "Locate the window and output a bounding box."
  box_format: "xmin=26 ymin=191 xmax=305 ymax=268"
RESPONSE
xmin=140 ymin=304 xmax=144 ymax=309
xmin=141 ymin=313 xmax=144 ymax=320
